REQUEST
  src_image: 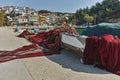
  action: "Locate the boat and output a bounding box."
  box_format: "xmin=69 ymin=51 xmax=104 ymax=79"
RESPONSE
xmin=60 ymin=28 xmax=87 ymax=56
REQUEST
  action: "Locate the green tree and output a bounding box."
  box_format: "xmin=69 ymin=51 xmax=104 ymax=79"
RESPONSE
xmin=0 ymin=11 xmax=6 ymax=26
xmin=84 ymin=14 xmax=94 ymax=25
xmin=38 ymin=10 xmax=51 ymax=14
xmin=71 ymin=0 xmax=120 ymax=25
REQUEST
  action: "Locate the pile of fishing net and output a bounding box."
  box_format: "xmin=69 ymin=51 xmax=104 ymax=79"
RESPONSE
xmin=0 ymin=27 xmax=78 ymax=63
xmin=82 ymin=23 xmax=120 ymax=38
xmin=83 ymin=34 xmax=120 ymax=75
xmin=0 ymin=29 xmax=61 ymax=63
xmin=17 ymin=29 xmax=35 ymax=38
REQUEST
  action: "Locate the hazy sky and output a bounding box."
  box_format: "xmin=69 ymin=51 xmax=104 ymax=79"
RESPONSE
xmin=0 ymin=0 xmax=103 ymax=13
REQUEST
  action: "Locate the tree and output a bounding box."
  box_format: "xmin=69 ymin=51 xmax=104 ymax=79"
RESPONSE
xmin=84 ymin=14 xmax=94 ymax=25
xmin=0 ymin=11 xmax=6 ymax=26
xmin=71 ymin=0 xmax=120 ymax=25
xmin=38 ymin=10 xmax=51 ymax=14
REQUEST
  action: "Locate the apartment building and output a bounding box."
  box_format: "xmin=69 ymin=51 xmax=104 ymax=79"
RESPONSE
xmin=18 ymin=14 xmax=29 ymax=24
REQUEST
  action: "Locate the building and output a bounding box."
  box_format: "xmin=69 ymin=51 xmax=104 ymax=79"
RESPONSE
xmin=18 ymin=14 xmax=29 ymax=25
xmin=38 ymin=13 xmax=49 ymax=24
xmin=29 ymin=15 xmax=38 ymax=25
xmin=0 ymin=7 xmax=2 ymax=11
xmin=0 ymin=6 xmax=71 ymax=26
xmin=46 ymin=14 xmax=57 ymax=25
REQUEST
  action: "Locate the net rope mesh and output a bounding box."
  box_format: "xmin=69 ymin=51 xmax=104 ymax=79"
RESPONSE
xmin=82 ymin=23 xmax=120 ymax=38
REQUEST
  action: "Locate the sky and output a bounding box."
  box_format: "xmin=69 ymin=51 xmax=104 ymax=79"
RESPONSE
xmin=0 ymin=0 xmax=104 ymax=13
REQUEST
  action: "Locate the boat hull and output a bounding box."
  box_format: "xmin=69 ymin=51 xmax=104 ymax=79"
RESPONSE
xmin=61 ymin=33 xmax=87 ymax=56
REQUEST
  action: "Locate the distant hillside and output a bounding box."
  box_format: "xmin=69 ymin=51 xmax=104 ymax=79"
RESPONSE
xmin=38 ymin=10 xmax=51 ymax=14
xmin=38 ymin=10 xmax=72 ymax=14
xmin=70 ymin=0 xmax=120 ymax=25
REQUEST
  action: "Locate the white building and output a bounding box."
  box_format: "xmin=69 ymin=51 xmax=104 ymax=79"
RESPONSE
xmin=18 ymin=14 xmax=29 ymax=24
xmin=46 ymin=14 xmax=57 ymax=25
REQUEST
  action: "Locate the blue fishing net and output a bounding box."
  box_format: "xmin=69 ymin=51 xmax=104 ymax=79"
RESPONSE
xmin=81 ymin=23 xmax=120 ymax=38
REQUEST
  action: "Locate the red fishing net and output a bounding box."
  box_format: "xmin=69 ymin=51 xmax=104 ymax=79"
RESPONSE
xmin=0 ymin=27 xmax=78 ymax=63
xmin=83 ymin=34 xmax=120 ymax=75
xmin=17 ymin=29 xmax=35 ymax=38
xmin=0 ymin=29 xmax=61 ymax=63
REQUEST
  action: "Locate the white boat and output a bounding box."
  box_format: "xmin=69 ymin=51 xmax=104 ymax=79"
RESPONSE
xmin=61 ymin=33 xmax=87 ymax=56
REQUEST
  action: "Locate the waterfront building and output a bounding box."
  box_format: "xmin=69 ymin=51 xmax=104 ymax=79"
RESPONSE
xmin=29 ymin=15 xmax=38 ymax=25
xmin=38 ymin=13 xmax=49 ymax=24
xmin=18 ymin=14 xmax=29 ymax=25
